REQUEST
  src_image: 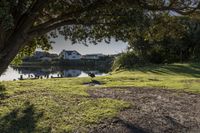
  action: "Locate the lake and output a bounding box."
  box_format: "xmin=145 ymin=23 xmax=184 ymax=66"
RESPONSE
xmin=0 ymin=66 xmax=108 ymax=81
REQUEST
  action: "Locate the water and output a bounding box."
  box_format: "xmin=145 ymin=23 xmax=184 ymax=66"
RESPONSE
xmin=0 ymin=66 xmax=108 ymax=81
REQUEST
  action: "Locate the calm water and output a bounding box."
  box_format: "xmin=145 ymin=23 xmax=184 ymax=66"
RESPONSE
xmin=0 ymin=66 xmax=108 ymax=81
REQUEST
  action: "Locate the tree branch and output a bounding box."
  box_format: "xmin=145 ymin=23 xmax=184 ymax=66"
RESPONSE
xmin=28 ymin=18 xmax=121 ymax=38
xmin=136 ymin=0 xmax=200 ymax=15
xmin=2 ymin=0 xmax=50 ymax=59
xmin=29 ymin=0 xmax=105 ymax=34
xmin=16 ymin=0 xmax=49 ymax=32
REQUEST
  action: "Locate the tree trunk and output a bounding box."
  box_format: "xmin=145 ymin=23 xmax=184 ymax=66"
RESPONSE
xmin=0 ymin=56 xmax=11 ymax=76
xmin=0 ymin=36 xmax=26 ymax=76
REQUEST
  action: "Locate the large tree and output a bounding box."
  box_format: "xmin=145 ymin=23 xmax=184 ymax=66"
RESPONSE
xmin=0 ymin=0 xmax=199 ymax=75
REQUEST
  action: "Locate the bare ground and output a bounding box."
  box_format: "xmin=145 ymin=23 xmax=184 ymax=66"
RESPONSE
xmin=88 ymin=87 xmax=200 ymax=133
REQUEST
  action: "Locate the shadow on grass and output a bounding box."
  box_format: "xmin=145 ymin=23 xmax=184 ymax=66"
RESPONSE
xmin=133 ymin=63 xmax=200 ymax=78
xmin=91 ymin=117 xmax=149 ymax=133
xmin=0 ymin=102 xmax=47 ymax=133
xmin=0 ymin=84 xmax=7 ymax=99
xmin=118 ymin=118 xmax=149 ymax=133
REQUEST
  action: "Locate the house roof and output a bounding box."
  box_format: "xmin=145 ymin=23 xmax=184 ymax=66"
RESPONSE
xmin=62 ymin=50 xmax=81 ymax=55
xmin=83 ymin=54 xmax=104 ymax=57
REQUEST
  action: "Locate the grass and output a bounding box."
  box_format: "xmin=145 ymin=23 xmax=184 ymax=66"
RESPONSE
xmin=96 ymin=63 xmax=200 ymax=93
xmin=0 ymin=78 xmax=129 ymax=133
xmin=0 ymin=63 xmax=200 ymax=133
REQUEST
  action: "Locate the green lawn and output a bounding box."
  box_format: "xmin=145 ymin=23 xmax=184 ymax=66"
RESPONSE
xmin=0 ymin=63 xmax=200 ymax=133
xmin=97 ymin=63 xmax=200 ymax=93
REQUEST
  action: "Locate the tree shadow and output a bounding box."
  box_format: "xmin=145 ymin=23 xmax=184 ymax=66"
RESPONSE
xmin=91 ymin=117 xmax=149 ymax=133
xmin=116 ymin=118 xmax=149 ymax=133
xmin=164 ymin=115 xmax=187 ymax=129
xmin=189 ymin=63 xmax=200 ymax=70
xmin=132 ymin=63 xmax=200 ymax=78
xmin=0 ymin=102 xmax=45 ymax=133
xmin=0 ymin=84 xmax=7 ymax=99
xmin=159 ymin=64 xmax=200 ymax=78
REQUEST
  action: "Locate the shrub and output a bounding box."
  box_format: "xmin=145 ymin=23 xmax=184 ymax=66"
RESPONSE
xmin=112 ymin=52 xmax=146 ymax=70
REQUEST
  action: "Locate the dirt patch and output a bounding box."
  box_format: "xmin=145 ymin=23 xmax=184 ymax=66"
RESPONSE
xmin=88 ymin=87 xmax=200 ymax=133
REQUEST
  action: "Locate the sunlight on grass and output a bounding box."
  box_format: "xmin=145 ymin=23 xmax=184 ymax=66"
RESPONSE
xmin=95 ymin=63 xmax=200 ymax=93
xmin=0 ymin=77 xmax=129 ymax=133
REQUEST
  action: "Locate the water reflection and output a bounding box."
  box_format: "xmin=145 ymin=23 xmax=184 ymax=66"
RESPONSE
xmin=0 ymin=66 xmax=108 ymax=81
xmin=63 ymin=70 xmax=81 ymax=77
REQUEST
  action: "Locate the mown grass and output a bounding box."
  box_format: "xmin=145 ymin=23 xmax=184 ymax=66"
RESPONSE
xmin=0 ymin=78 xmax=129 ymax=133
xmin=0 ymin=63 xmax=200 ymax=133
xmin=96 ymin=63 xmax=200 ymax=93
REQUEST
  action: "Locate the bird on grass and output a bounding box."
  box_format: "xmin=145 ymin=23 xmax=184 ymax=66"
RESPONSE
xmin=88 ymin=72 xmax=95 ymax=81
xmin=88 ymin=72 xmax=101 ymax=85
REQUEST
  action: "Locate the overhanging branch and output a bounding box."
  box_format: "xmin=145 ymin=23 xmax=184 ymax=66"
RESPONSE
xmin=29 ymin=0 xmax=104 ymax=35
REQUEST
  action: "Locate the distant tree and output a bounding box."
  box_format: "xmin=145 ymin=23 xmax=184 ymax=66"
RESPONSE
xmin=0 ymin=0 xmax=199 ymax=75
xmin=127 ymin=16 xmax=200 ymax=64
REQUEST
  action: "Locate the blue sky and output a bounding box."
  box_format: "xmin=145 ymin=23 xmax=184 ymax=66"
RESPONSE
xmin=40 ymin=36 xmax=128 ymax=55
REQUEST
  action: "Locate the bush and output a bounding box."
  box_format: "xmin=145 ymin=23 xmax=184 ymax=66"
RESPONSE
xmin=112 ymin=52 xmax=146 ymax=70
xmin=148 ymin=51 xmax=165 ymax=64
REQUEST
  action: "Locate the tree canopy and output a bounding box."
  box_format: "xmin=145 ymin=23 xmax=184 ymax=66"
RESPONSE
xmin=0 ymin=0 xmax=200 ymax=74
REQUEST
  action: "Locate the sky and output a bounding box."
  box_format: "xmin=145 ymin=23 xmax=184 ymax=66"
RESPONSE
xmin=38 ymin=36 xmax=128 ymax=55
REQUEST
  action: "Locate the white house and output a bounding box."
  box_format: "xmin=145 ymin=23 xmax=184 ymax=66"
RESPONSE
xmin=81 ymin=54 xmax=105 ymax=60
xmin=60 ymin=50 xmax=81 ymax=60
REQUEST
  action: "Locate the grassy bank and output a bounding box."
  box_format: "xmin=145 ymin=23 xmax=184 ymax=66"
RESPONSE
xmin=98 ymin=63 xmax=200 ymax=93
xmin=0 ymin=63 xmax=200 ymax=133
